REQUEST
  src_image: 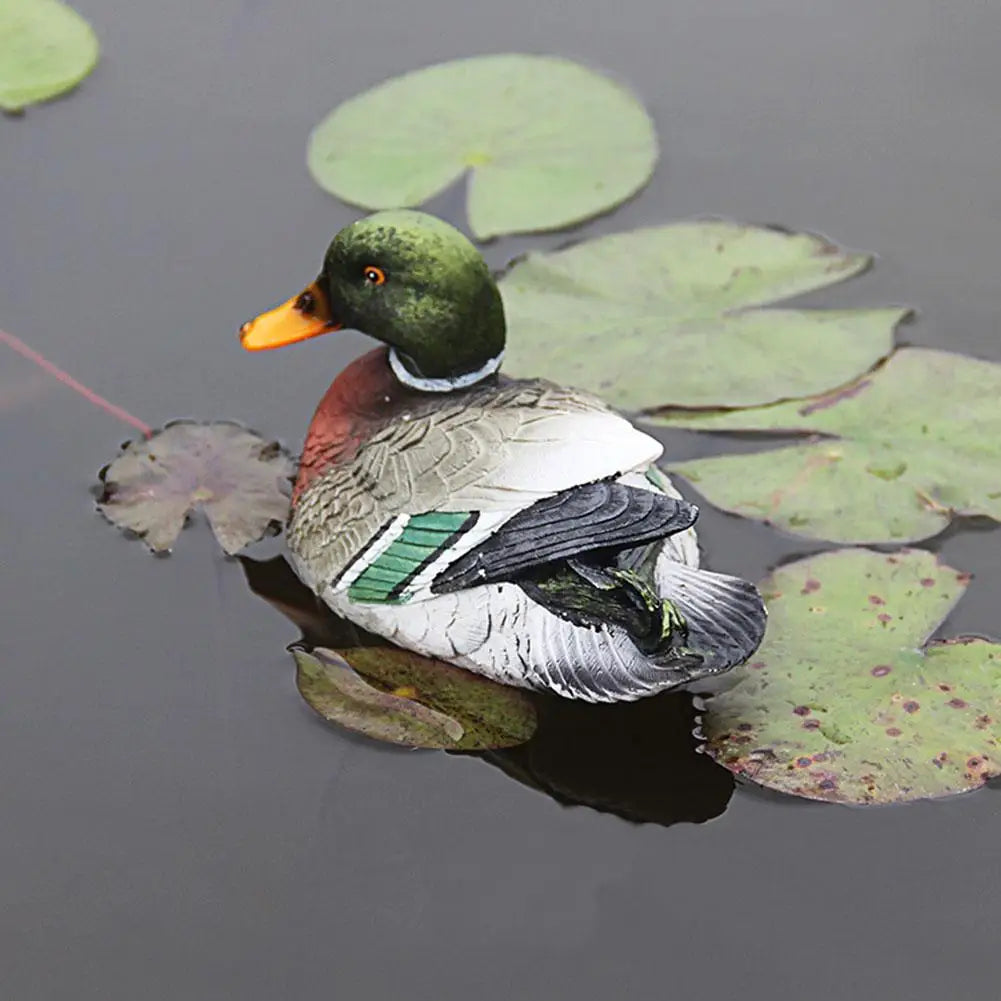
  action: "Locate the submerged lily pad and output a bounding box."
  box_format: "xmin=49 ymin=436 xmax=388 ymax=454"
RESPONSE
xmin=98 ymin=421 xmax=294 ymax=554
xmin=294 ymin=646 xmax=537 ymax=751
xmin=0 ymin=0 xmax=99 ymax=112
xmin=654 ymin=348 xmax=1001 ymax=544
xmin=307 ymin=54 xmax=657 ymax=240
xmin=501 ymin=220 xmax=905 ymax=410
xmin=706 ymin=548 xmax=1001 ymax=804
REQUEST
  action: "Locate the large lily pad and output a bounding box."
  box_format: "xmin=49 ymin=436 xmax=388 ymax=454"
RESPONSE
xmin=98 ymin=421 xmax=294 ymax=554
xmin=706 ymin=548 xmax=1001 ymax=804
xmin=307 ymin=55 xmax=657 ymax=240
xmin=294 ymin=646 xmax=537 ymax=751
xmin=654 ymin=348 xmax=1001 ymax=544
xmin=0 ymin=0 xmax=99 ymax=112
xmin=500 ymin=220 xmax=905 ymax=410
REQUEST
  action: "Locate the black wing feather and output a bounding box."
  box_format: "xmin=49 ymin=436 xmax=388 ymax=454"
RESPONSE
xmin=432 ymin=482 xmax=698 ymax=593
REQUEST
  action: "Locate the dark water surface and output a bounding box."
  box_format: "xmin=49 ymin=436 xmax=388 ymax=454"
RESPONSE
xmin=3 ymin=1 xmax=1001 ymax=997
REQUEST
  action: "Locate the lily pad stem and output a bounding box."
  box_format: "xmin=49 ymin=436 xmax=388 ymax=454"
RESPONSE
xmin=0 ymin=328 xmax=152 ymax=438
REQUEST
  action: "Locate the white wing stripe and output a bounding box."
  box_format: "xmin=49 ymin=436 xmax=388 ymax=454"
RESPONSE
xmin=399 ymin=510 xmax=513 ymax=600
xmin=333 ymin=514 xmax=409 ymax=592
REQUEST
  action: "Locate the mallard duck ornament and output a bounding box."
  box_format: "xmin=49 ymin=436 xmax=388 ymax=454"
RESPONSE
xmin=241 ymin=211 xmax=765 ymax=702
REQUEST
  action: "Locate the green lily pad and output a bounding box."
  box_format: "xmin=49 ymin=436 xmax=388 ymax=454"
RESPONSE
xmin=706 ymin=548 xmax=1001 ymax=804
xmin=654 ymin=348 xmax=1001 ymax=544
xmin=293 ymin=646 xmax=537 ymax=751
xmin=0 ymin=0 xmax=99 ymax=112
xmin=98 ymin=421 xmax=294 ymax=554
xmin=307 ymin=54 xmax=657 ymax=240
xmin=500 ymin=220 xmax=906 ymax=410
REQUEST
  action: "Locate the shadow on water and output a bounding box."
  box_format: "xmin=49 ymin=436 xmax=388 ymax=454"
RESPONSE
xmin=239 ymin=554 xmax=735 ymax=828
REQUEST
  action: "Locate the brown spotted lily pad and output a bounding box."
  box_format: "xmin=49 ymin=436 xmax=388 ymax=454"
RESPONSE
xmin=706 ymin=548 xmax=1001 ymax=804
xmin=98 ymin=421 xmax=294 ymax=554
xmin=294 ymin=646 xmax=537 ymax=751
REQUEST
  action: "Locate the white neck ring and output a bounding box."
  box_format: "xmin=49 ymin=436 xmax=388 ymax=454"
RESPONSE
xmin=388 ymin=348 xmax=504 ymax=393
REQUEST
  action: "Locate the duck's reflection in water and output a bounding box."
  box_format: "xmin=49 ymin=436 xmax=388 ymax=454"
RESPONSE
xmin=240 ymin=555 xmax=734 ymax=828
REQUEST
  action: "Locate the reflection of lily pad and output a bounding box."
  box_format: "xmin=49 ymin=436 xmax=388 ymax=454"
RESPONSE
xmin=98 ymin=421 xmax=294 ymax=554
xmin=501 ymin=220 xmax=905 ymax=410
xmin=706 ymin=548 xmax=1001 ymax=804
xmin=307 ymin=55 xmax=657 ymax=240
xmin=294 ymin=646 xmax=537 ymax=751
xmin=654 ymin=348 xmax=1001 ymax=544
xmin=0 ymin=0 xmax=99 ymax=112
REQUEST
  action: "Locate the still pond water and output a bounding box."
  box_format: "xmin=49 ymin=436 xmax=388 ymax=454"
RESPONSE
xmin=2 ymin=0 xmax=1000 ymax=997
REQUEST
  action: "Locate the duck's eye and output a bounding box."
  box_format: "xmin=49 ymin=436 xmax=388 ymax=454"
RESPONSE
xmin=363 ymin=266 xmax=387 ymax=286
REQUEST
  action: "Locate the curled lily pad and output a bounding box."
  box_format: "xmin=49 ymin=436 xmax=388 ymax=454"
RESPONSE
xmin=98 ymin=421 xmax=294 ymax=554
xmin=655 ymin=348 xmax=1001 ymax=544
xmin=294 ymin=646 xmax=537 ymax=751
xmin=706 ymin=548 xmax=1001 ymax=804
xmin=500 ymin=220 xmax=906 ymax=411
xmin=307 ymin=54 xmax=657 ymax=240
xmin=0 ymin=0 xmax=99 ymax=112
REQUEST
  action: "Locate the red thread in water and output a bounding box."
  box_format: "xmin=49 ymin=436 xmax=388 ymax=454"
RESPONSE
xmin=0 ymin=328 xmax=152 ymax=438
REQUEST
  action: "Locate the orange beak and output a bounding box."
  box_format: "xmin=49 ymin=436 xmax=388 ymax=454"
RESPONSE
xmin=239 ymin=281 xmax=342 ymax=351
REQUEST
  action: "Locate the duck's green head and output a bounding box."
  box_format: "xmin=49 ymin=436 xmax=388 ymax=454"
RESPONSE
xmin=240 ymin=211 xmax=506 ymax=390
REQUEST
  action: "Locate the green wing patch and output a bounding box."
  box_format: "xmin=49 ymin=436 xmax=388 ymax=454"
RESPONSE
xmin=348 ymin=512 xmax=478 ymax=603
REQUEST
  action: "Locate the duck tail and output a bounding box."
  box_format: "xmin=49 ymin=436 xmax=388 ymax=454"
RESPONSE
xmin=650 ymin=562 xmax=767 ymax=676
